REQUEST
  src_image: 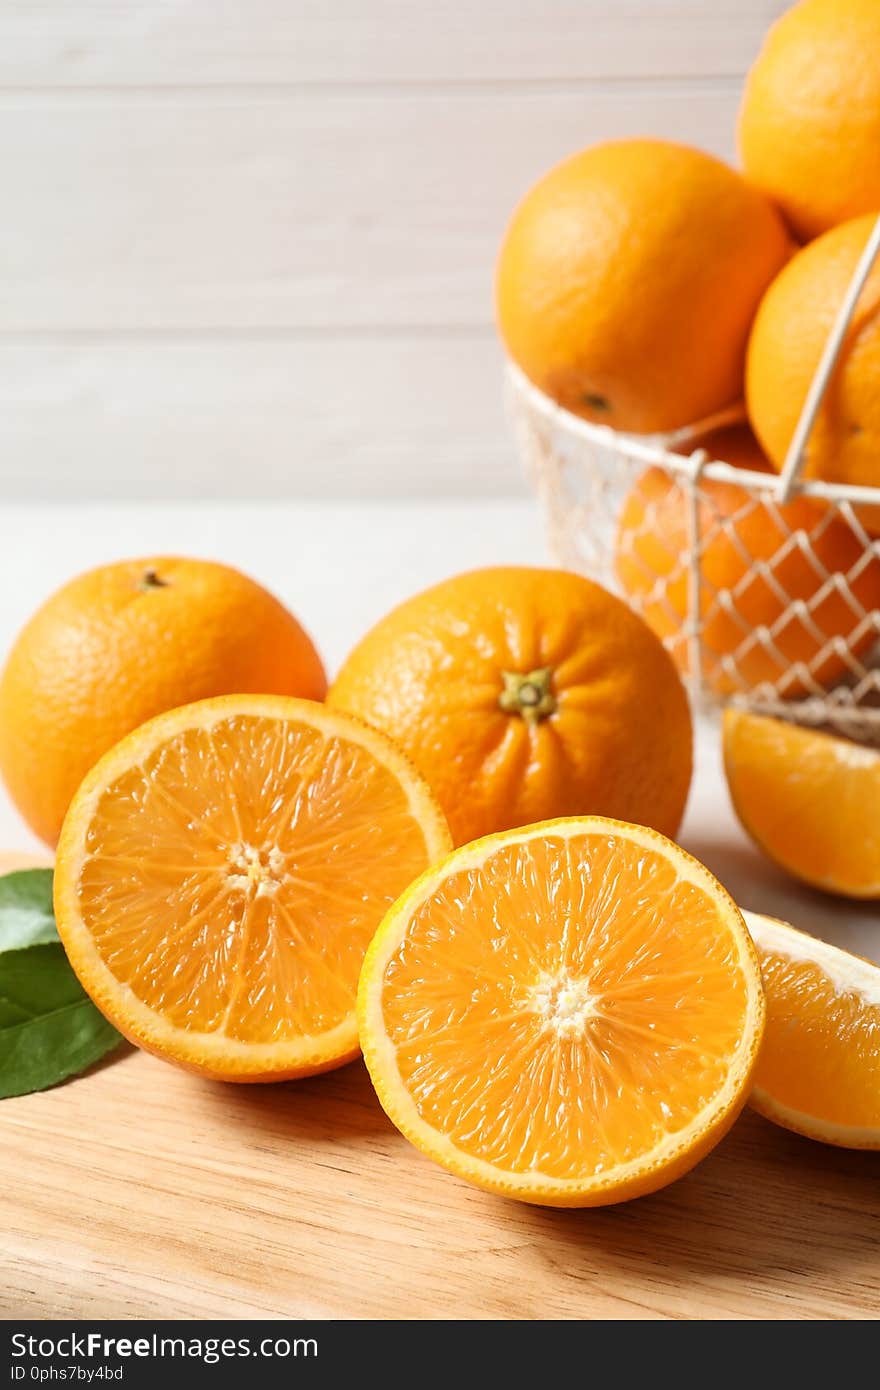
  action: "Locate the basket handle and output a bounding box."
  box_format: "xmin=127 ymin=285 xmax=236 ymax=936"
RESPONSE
xmin=777 ymin=212 xmax=880 ymax=502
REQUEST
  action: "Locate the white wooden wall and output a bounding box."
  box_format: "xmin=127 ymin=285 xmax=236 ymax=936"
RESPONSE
xmin=0 ymin=1 xmax=786 ymax=499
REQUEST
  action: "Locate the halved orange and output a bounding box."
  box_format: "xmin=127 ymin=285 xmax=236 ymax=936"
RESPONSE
xmin=359 ymin=817 xmax=765 ymax=1207
xmin=724 ymin=708 xmax=880 ymax=898
xmin=746 ymin=912 xmax=880 ymax=1149
xmin=54 ymin=695 xmax=451 ymax=1081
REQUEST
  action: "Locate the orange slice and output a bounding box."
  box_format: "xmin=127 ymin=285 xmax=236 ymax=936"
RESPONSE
xmin=746 ymin=912 xmax=880 ymax=1149
xmin=54 ymin=695 xmax=451 ymax=1081
xmin=358 ymin=818 xmax=764 ymax=1207
xmin=724 ymin=708 xmax=880 ymax=898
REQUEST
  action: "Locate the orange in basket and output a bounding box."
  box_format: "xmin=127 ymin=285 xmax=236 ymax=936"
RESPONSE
xmin=615 ymin=457 xmax=880 ymax=698
xmin=496 ymin=138 xmax=790 ymax=433
xmin=747 ymin=215 xmax=880 ymax=513
xmin=738 ymin=0 xmax=880 ymax=241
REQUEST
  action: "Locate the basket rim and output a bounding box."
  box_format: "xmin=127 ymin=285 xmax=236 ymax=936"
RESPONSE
xmin=506 ymin=361 xmax=880 ymax=506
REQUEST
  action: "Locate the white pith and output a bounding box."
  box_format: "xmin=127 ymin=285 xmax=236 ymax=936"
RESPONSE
xmin=527 ymin=969 xmax=597 ymax=1036
xmin=831 ymin=742 xmax=879 ymax=771
xmin=225 ymin=841 xmax=287 ymax=899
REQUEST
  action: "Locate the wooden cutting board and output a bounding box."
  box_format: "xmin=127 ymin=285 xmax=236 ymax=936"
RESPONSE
xmin=2 ymin=855 xmax=878 ymax=1320
xmin=2 ymin=1048 xmax=880 ymax=1320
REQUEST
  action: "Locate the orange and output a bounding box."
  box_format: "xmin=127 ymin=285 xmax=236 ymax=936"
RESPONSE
xmin=738 ymin=0 xmax=880 ymax=241
xmin=495 ymin=138 xmax=790 ymax=433
xmin=685 ymin=422 xmax=773 ymax=475
xmin=617 ymin=425 xmax=775 ymax=660
xmin=328 ymin=566 xmax=692 ymax=847
xmin=615 ymin=457 xmax=880 ymax=697
xmin=745 ymin=912 xmax=880 ymax=1149
xmin=747 ymin=215 xmax=880 ymax=503
xmin=0 ymin=557 xmax=327 ymax=847
xmin=359 ymin=817 xmax=765 ymax=1207
xmin=53 ymin=695 xmax=451 ymax=1081
xmin=724 ymin=709 xmax=880 ymax=898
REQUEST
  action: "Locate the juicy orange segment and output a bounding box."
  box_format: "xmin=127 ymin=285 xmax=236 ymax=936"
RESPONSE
xmin=746 ymin=912 xmax=880 ymax=1149
xmin=724 ymin=708 xmax=880 ymax=898
xmin=54 ymin=695 xmax=451 ymax=1080
xmin=359 ymin=818 xmax=764 ymax=1206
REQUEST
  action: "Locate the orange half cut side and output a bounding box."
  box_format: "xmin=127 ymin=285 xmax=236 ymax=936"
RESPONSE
xmin=359 ymin=817 xmax=765 ymax=1207
xmin=54 ymin=695 xmax=451 ymax=1080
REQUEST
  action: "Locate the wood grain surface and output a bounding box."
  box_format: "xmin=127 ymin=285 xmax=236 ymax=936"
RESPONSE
xmin=3 ymin=844 xmax=876 ymax=1321
xmin=3 ymin=1042 xmax=879 ymax=1320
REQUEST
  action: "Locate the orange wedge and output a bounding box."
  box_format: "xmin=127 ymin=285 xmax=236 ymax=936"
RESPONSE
xmin=359 ymin=817 xmax=764 ymax=1207
xmin=54 ymin=695 xmax=451 ymax=1081
xmin=724 ymin=708 xmax=880 ymax=898
xmin=746 ymin=912 xmax=880 ymax=1149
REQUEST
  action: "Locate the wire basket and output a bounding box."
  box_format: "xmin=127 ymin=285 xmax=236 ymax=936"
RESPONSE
xmin=509 ymin=214 xmax=880 ymax=740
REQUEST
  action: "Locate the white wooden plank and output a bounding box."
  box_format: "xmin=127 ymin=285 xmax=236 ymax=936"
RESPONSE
xmin=0 ymin=84 xmax=742 ymax=331
xmin=0 ymin=331 xmax=522 ymax=499
xmin=0 ymin=2 xmax=788 ymax=86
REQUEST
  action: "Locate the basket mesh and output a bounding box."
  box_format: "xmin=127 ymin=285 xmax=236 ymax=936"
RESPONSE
xmin=509 ymin=366 xmax=880 ymax=740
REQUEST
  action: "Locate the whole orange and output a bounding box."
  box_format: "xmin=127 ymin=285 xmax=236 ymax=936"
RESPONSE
xmin=327 ymin=566 xmax=692 ymax=846
xmin=0 ymin=557 xmax=327 ymax=845
xmin=495 ymin=138 xmax=790 ymax=433
xmin=746 ymin=215 xmax=880 ymax=502
xmin=615 ymin=452 xmax=880 ymax=696
xmin=738 ymin=0 xmax=880 ymax=241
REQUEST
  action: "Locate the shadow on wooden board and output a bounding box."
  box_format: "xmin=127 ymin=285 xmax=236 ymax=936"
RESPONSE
xmin=2 ymin=1047 xmax=877 ymax=1318
xmin=206 ymin=1057 xmax=880 ymax=1312
xmin=524 ymin=1108 xmax=878 ymax=1290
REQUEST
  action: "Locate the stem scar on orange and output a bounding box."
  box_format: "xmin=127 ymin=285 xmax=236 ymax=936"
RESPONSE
xmin=359 ymin=818 xmax=765 ymax=1206
xmin=327 ymin=566 xmax=693 ymax=847
xmin=53 ymin=695 xmax=451 ymax=1081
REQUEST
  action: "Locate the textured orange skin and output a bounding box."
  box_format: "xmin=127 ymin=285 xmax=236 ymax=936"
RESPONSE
xmin=738 ymin=0 xmax=880 ymax=241
xmin=746 ymin=216 xmax=880 ymax=516
xmin=616 ymin=449 xmax=880 ymax=696
xmin=328 ymin=566 xmax=692 ymax=846
xmin=495 ymin=138 xmax=791 ymax=433
xmin=0 ymin=557 xmax=327 ymax=846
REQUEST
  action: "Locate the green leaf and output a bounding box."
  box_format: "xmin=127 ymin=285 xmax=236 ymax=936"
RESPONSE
xmin=0 ymin=942 xmax=122 ymax=1099
xmin=0 ymin=868 xmax=58 ymax=951
xmin=0 ymin=865 xmax=123 ymax=1098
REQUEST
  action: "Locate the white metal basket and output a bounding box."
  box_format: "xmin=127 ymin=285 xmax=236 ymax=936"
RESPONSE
xmin=510 ymin=214 xmax=880 ymax=739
